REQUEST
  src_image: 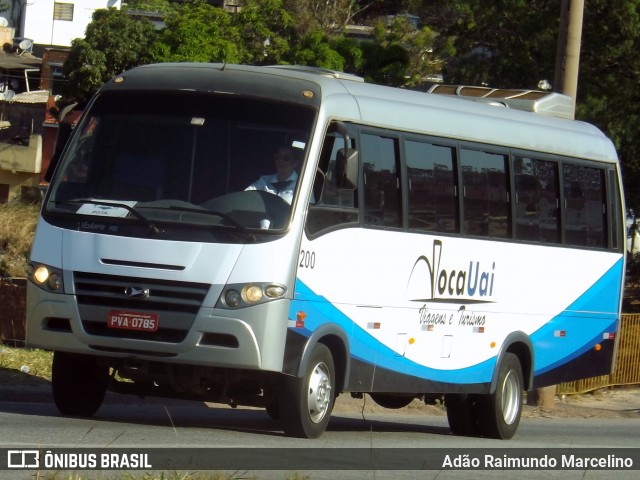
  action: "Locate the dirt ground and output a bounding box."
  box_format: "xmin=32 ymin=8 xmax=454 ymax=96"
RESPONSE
xmin=2 ymin=365 xmax=639 ymax=420
xmin=332 ymin=386 xmax=640 ymax=420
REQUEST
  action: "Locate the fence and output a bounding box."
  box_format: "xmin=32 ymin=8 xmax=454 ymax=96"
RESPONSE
xmin=1 ymin=280 xmax=639 ymax=393
xmin=557 ymin=314 xmax=640 ymax=394
xmin=0 ymin=279 xmax=26 ymax=345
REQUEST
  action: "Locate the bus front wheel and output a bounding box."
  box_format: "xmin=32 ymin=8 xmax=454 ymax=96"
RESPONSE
xmin=279 ymin=343 xmax=335 ymax=438
xmin=52 ymin=352 xmax=109 ymax=417
xmin=477 ymin=352 xmax=524 ymax=439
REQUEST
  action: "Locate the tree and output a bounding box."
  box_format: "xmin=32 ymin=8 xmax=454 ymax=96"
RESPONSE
xmin=359 ymin=21 xmax=410 ymax=86
xmin=290 ymin=30 xmax=349 ymax=70
xmin=416 ymin=1 xmax=640 ymax=215
xmin=434 ymin=0 xmax=558 ymax=89
xmin=382 ymin=15 xmax=441 ymax=87
xmin=62 ymin=39 xmax=107 ymax=104
xmin=151 ymin=0 xmax=242 ymax=63
xmin=63 ymin=8 xmax=156 ymax=103
xmin=124 ymin=0 xmax=174 ymax=13
xmin=578 ymin=0 xmax=640 ymax=212
xmin=233 ymin=0 xmax=295 ymax=65
xmin=285 ymin=0 xmax=361 ymax=34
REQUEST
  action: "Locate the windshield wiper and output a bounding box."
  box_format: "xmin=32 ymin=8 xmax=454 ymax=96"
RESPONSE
xmin=164 ymin=205 xmax=256 ymax=242
xmin=54 ymin=199 xmax=163 ymax=235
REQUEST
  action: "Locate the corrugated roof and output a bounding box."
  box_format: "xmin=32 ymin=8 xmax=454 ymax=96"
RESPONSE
xmin=10 ymin=90 xmax=49 ymax=104
xmin=0 ymin=51 xmax=41 ymax=70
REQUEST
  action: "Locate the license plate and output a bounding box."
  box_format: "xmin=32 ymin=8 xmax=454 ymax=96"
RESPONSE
xmin=107 ymin=311 xmax=159 ymax=332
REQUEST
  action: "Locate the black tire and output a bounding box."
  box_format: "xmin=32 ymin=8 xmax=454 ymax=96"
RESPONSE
xmin=279 ymin=343 xmax=336 ymax=438
xmin=445 ymin=393 xmax=480 ymax=436
xmin=265 ymin=399 xmax=280 ymax=419
xmin=52 ymin=352 xmax=109 ymax=417
xmin=476 ymin=353 xmax=524 ymax=439
xmin=370 ymin=393 xmax=414 ymax=409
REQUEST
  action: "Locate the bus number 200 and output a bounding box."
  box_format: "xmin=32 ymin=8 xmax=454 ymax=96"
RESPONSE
xmin=299 ymin=250 xmax=316 ymax=269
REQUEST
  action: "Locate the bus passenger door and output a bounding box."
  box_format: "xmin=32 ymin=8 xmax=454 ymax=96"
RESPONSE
xmin=298 ymin=126 xmax=414 ymax=392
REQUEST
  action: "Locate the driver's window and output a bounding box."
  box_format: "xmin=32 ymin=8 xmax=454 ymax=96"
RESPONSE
xmin=306 ymin=131 xmax=359 ymax=236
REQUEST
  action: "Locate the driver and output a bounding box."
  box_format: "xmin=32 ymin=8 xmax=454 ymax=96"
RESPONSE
xmin=245 ymin=146 xmax=299 ymax=204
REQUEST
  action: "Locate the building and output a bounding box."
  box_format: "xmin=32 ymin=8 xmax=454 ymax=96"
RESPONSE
xmin=0 ymin=1 xmax=123 ymax=204
xmin=12 ymin=1 xmax=122 ymax=48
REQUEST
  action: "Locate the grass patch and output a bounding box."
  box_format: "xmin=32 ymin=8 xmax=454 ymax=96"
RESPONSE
xmin=0 ymin=203 xmax=39 ymax=278
xmin=0 ymin=345 xmax=53 ymax=384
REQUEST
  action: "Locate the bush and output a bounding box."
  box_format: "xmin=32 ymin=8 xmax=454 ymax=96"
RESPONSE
xmin=0 ymin=203 xmax=39 ymax=278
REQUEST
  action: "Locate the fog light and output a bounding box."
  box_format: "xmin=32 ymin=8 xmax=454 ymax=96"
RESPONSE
xmin=48 ymin=273 xmax=62 ymax=291
xmin=224 ymin=289 xmax=241 ymax=307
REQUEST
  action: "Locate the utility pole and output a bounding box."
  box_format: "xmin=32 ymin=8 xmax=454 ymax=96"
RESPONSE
xmin=529 ymin=0 xmax=585 ymax=410
xmin=553 ymin=0 xmax=584 ymax=119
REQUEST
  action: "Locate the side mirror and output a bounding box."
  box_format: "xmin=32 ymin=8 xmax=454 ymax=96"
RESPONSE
xmin=335 ymin=148 xmax=358 ymax=189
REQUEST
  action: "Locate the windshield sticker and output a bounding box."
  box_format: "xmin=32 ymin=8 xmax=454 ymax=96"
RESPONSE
xmin=76 ymin=201 xmax=137 ymax=218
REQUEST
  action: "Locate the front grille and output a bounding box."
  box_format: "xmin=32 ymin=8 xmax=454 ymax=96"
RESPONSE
xmin=74 ymin=272 xmax=207 ymax=313
xmin=75 ymin=271 xmax=210 ymax=343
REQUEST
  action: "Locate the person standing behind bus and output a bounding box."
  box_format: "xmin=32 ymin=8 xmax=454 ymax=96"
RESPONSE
xmin=245 ymin=146 xmax=299 ymax=204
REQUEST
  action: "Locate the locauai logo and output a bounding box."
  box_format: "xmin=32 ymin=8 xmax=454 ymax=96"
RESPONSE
xmin=407 ymin=239 xmax=496 ymax=303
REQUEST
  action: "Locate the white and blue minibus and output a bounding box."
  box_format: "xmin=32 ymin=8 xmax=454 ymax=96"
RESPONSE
xmin=26 ymin=63 xmax=625 ymax=439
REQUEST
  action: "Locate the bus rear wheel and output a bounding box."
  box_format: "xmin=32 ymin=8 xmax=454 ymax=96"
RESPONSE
xmin=279 ymin=343 xmax=335 ymax=438
xmin=477 ymin=353 xmax=523 ymax=439
xmin=52 ymin=352 xmax=109 ymax=417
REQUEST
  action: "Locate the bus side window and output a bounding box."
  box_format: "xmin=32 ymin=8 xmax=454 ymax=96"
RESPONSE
xmin=513 ymin=156 xmax=560 ymax=243
xmin=563 ymin=163 xmax=606 ymax=247
xmin=361 ymin=133 xmax=401 ymax=228
xmin=460 ymin=148 xmax=510 ymax=238
xmin=306 ymin=134 xmax=359 ymax=236
xmin=405 ymin=139 xmax=458 ymax=233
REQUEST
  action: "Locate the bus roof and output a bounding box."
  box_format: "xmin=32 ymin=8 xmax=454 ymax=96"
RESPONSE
xmin=104 ymin=63 xmax=618 ymax=164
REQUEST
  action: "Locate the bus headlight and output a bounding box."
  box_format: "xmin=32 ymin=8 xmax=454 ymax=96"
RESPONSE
xmin=28 ymin=263 xmax=64 ymax=293
xmin=218 ymin=283 xmax=286 ymax=309
xmin=244 ymin=285 xmax=263 ymax=303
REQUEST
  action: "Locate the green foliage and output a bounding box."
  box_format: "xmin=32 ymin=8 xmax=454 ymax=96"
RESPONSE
xmin=63 ymin=38 xmax=107 ymax=103
xmin=436 ymin=0 xmax=557 ymax=89
xmin=285 ymin=0 xmax=358 ymax=35
xmin=58 ymin=0 xmax=640 ymax=214
xmin=233 ymin=0 xmax=295 ymax=65
xmin=291 ymin=30 xmax=346 ymax=70
xmin=578 ymin=0 xmax=640 ymax=212
xmin=125 ymin=0 xmax=174 ymax=14
xmin=63 ymin=8 xmax=156 ymax=103
xmin=151 ymin=0 xmax=241 ymax=63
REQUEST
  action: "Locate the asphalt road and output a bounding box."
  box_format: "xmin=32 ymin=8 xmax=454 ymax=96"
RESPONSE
xmin=0 ymin=389 xmax=639 ymax=480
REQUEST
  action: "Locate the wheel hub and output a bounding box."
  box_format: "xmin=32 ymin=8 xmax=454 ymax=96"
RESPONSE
xmin=307 ymin=362 xmax=332 ymax=423
xmin=501 ymin=370 xmax=521 ymax=425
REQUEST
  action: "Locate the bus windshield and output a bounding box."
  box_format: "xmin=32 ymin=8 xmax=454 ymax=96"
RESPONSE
xmin=44 ymin=91 xmax=315 ymax=239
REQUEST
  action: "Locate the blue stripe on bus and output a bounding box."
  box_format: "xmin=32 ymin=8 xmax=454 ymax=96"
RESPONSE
xmin=530 ymin=257 xmax=623 ymax=375
xmin=291 ymin=281 xmax=496 ymax=385
xmin=292 ymin=257 xmax=623 ymax=385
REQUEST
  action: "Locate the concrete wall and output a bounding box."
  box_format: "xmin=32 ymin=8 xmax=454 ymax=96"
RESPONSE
xmin=0 ymin=134 xmax=43 ymax=202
